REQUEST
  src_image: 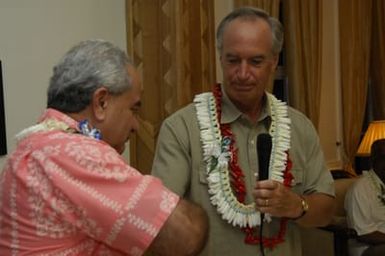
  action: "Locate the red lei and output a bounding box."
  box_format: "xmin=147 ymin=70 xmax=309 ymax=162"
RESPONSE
xmin=212 ymin=84 xmax=294 ymax=249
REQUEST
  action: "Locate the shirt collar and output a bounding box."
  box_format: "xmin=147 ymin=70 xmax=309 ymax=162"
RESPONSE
xmin=39 ymin=108 xmax=80 ymax=132
xmin=370 ymin=169 xmax=385 ymax=187
xmin=220 ymin=84 xmax=272 ymax=128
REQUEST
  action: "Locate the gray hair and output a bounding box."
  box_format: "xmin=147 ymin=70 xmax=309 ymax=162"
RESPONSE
xmin=216 ymin=6 xmax=284 ymax=56
xmin=47 ymin=39 xmax=132 ymax=112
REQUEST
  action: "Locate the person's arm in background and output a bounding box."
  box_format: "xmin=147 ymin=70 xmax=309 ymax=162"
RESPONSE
xmin=345 ymin=177 xmax=385 ymax=246
xmin=358 ymin=231 xmax=385 ymax=245
xmin=148 ymin=199 xmax=208 ymax=256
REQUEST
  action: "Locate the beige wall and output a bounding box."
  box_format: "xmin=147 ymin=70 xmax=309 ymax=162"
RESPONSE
xmin=0 ymin=0 xmax=127 ymax=169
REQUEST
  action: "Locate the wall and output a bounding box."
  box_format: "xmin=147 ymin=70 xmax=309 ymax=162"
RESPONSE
xmin=0 ymin=0 xmax=127 ymax=169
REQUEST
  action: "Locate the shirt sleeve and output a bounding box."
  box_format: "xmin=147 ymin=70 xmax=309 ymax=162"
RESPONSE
xmin=151 ymin=112 xmax=193 ymax=196
xmin=345 ymin=178 xmax=377 ymax=235
xmin=289 ymin=108 xmax=335 ymax=197
xmin=30 ymin=135 xmax=179 ymax=254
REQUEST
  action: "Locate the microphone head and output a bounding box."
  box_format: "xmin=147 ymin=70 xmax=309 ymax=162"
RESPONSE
xmin=257 ymin=133 xmax=272 ymax=181
xmin=257 ymin=133 xmax=272 ymax=152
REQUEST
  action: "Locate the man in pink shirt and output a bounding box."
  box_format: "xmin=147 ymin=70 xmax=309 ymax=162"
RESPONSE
xmin=0 ymin=39 xmax=208 ymax=256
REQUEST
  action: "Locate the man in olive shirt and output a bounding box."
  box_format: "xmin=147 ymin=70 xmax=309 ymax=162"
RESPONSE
xmin=152 ymin=7 xmax=335 ymax=256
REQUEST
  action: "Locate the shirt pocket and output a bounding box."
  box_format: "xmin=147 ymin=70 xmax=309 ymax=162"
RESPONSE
xmin=290 ymin=168 xmax=304 ymax=193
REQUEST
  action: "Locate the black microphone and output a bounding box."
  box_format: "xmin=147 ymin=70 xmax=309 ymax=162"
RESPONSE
xmin=257 ymin=133 xmax=272 ymax=256
xmin=257 ymin=133 xmax=272 ymax=181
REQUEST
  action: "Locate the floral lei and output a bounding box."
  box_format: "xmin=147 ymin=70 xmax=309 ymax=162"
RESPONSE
xmin=16 ymin=118 xmax=102 ymax=141
xmin=194 ymin=84 xmax=293 ymax=248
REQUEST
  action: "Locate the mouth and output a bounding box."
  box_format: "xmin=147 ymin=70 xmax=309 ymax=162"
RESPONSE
xmin=231 ymin=83 xmax=255 ymax=92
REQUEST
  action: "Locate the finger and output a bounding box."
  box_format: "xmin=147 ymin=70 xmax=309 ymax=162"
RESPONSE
xmin=252 ymin=188 xmax=272 ymax=199
xmin=255 ymin=179 xmax=278 ymax=189
xmin=256 ymin=198 xmax=274 ymax=208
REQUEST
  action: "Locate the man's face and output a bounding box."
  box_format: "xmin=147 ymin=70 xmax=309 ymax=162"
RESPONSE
xmin=102 ymin=65 xmax=141 ymax=154
xmin=220 ymin=18 xmax=278 ymax=112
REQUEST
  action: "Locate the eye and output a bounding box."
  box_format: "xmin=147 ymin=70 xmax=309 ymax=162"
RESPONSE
xmin=250 ymin=58 xmax=264 ymax=66
xmin=130 ymin=101 xmax=142 ymax=115
xmin=226 ymin=57 xmax=240 ymax=65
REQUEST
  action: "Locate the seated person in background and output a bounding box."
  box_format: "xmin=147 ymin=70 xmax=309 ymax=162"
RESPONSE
xmin=0 ymin=39 xmax=208 ymax=256
xmin=345 ymin=138 xmax=385 ymax=256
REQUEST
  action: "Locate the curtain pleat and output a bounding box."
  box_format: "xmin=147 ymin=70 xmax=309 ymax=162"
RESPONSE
xmin=284 ymin=0 xmax=323 ymax=128
xmin=233 ymin=0 xmax=280 ymax=18
xmin=126 ymin=0 xmax=216 ymax=173
xmin=371 ymin=0 xmax=385 ymax=120
xmin=339 ymin=0 xmax=372 ymax=173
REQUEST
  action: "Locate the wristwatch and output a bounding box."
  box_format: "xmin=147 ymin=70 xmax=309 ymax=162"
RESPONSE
xmin=293 ymin=196 xmax=309 ymax=220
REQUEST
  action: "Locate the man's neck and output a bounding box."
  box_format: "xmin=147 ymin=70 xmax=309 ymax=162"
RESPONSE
xmin=232 ymin=97 xmax=264 ymax=124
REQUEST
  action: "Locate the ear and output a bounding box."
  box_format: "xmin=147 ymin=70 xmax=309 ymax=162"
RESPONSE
xmin=272 ymin=55 xmax=279 ymax=69
xmin=91 ymin=87 xmax=110 ymax=121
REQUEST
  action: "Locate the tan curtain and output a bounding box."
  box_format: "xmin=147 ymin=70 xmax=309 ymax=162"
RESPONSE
xmin=371 ymin=0 xmax=385 ymax=120
xmin=284 ymin=0 xmax=323 ymax=128
xmin=233 ymin=0 xmax=280 ymax=18
xmin=126 ymin=0 xmax=216 ymax=173
xmin=339 ymin=0 xmax=372 ymax=173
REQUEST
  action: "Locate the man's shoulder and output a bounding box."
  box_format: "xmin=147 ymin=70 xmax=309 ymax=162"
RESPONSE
xmin=286 ymin=106 xmax=318 ymax=137
xmin=163 ymin=103 xmax=197 ymax=124
xmin=347 ymin=174 xmax=371 ymax=198
xmin=287 ymin=106 xmax=313 ymax=126
xmin=21 ymin=130 xmax=117 ymax=158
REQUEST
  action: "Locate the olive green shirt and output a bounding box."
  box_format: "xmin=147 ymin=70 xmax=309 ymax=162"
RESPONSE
xmin=152 ymin=87 xmax=335 ymax=256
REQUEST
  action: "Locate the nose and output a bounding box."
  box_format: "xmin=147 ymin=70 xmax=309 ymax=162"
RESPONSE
xmin=237 ymin=61 xmax=250 ymax=81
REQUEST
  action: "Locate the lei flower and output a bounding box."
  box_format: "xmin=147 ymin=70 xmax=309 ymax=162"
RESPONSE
xmin=194 ymin=84 xmax=293 ymax=248
xmin=16 ymin=118 xmax=101 ymax=141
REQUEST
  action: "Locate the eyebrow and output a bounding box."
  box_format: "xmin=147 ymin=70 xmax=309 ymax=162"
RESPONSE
xmin=224 ymin=53 xmax=267 ymax=59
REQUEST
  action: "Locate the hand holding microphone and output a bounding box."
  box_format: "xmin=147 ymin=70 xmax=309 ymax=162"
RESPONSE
xmin=254 ymin=133 xmax=288 ymax=213
xmin=255 ymin=133 xmax=272 ymax=217
xmin=254 ymin=134 xmax=306 ymax=219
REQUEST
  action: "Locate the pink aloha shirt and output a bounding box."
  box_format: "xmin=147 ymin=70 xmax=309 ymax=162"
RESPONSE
xmin=0 ymin=109 xmax=179 ymax=256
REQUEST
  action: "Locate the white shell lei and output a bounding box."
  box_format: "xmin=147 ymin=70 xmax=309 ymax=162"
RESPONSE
xmin=194 ymin=92 xmax=291 ymax=228
xmin=15 ymin=119 xmax=73 ymax=142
